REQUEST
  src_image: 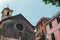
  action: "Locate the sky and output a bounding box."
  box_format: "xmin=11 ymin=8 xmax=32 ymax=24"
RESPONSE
xmin=0 ymin=0 xmax=60 ymax=26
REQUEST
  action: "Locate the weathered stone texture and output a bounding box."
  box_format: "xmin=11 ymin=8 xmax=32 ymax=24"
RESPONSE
xmin=0 ymin=14 xmax=35 ymax=40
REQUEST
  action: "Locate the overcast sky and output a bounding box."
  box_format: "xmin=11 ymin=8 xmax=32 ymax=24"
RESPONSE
xmin=0 ymin=0 xmax=60 ymax=26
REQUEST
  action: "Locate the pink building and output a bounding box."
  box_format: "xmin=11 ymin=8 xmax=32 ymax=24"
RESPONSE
xmin=45 ymin=13 xmax=60 ymax=40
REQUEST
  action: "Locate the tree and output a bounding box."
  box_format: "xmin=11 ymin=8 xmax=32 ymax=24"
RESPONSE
xmin=43 ymin=0 xmax=60 ymax=6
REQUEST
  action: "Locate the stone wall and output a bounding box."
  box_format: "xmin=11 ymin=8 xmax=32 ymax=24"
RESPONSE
xmin=0 ymin=14 xmax=35 ymax=40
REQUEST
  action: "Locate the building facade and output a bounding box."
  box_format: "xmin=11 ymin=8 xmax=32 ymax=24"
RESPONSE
xmin=36 ymin=17 xmax=50 ymax=40
xmin=46 ymin=13 xmax=60 ymax=40
xmin=0 ymin=7 xmax=35 ymax=40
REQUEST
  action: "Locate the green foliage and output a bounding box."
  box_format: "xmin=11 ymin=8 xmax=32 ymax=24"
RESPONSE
xmin=43 ymin=0 xmax=60 ymax=6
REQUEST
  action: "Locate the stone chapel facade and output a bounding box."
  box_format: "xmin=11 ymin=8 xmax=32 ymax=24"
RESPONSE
xmin=0 ymin=7 xmax=35 ymax=40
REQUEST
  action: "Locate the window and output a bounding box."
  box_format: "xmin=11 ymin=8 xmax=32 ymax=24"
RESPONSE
xmin=16 ymin=23 xmax=23 ymax=31
xmin=51 ymin=33 xmax=55 ymax=40
xmin=59 ymin=28 xmax=60 ymax=34
xmin=39 ymin=33 xmax=41 ymax=36
xmin=59 ymin=28 xmax=60 ymax=32
xmin=49 ymin=22 xmax=52 ymax=29
xmin=7 ymin=12 xmax=9 ymax=16
xmin=42 ymin=30 xmax=44 ymax=35
xmin=56 ymin=16 xmax=60 ymax=23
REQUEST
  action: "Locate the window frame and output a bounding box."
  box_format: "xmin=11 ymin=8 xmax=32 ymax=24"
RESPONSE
xmin=51 ymin=33 xmax=55 ymax=40
xmin=49 ymin=22 xmax=52 ymax=29
xmin=56 ymin=16 xmax=60 ymax=23
xmin=7 ymin=11 xmax=9 ymax=16
xmin=14 ymin=23 xmax=24 ymax=32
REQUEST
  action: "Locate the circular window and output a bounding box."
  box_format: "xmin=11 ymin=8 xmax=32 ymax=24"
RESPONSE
xmin=16 ymin=23 xmax=23 ymax=31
